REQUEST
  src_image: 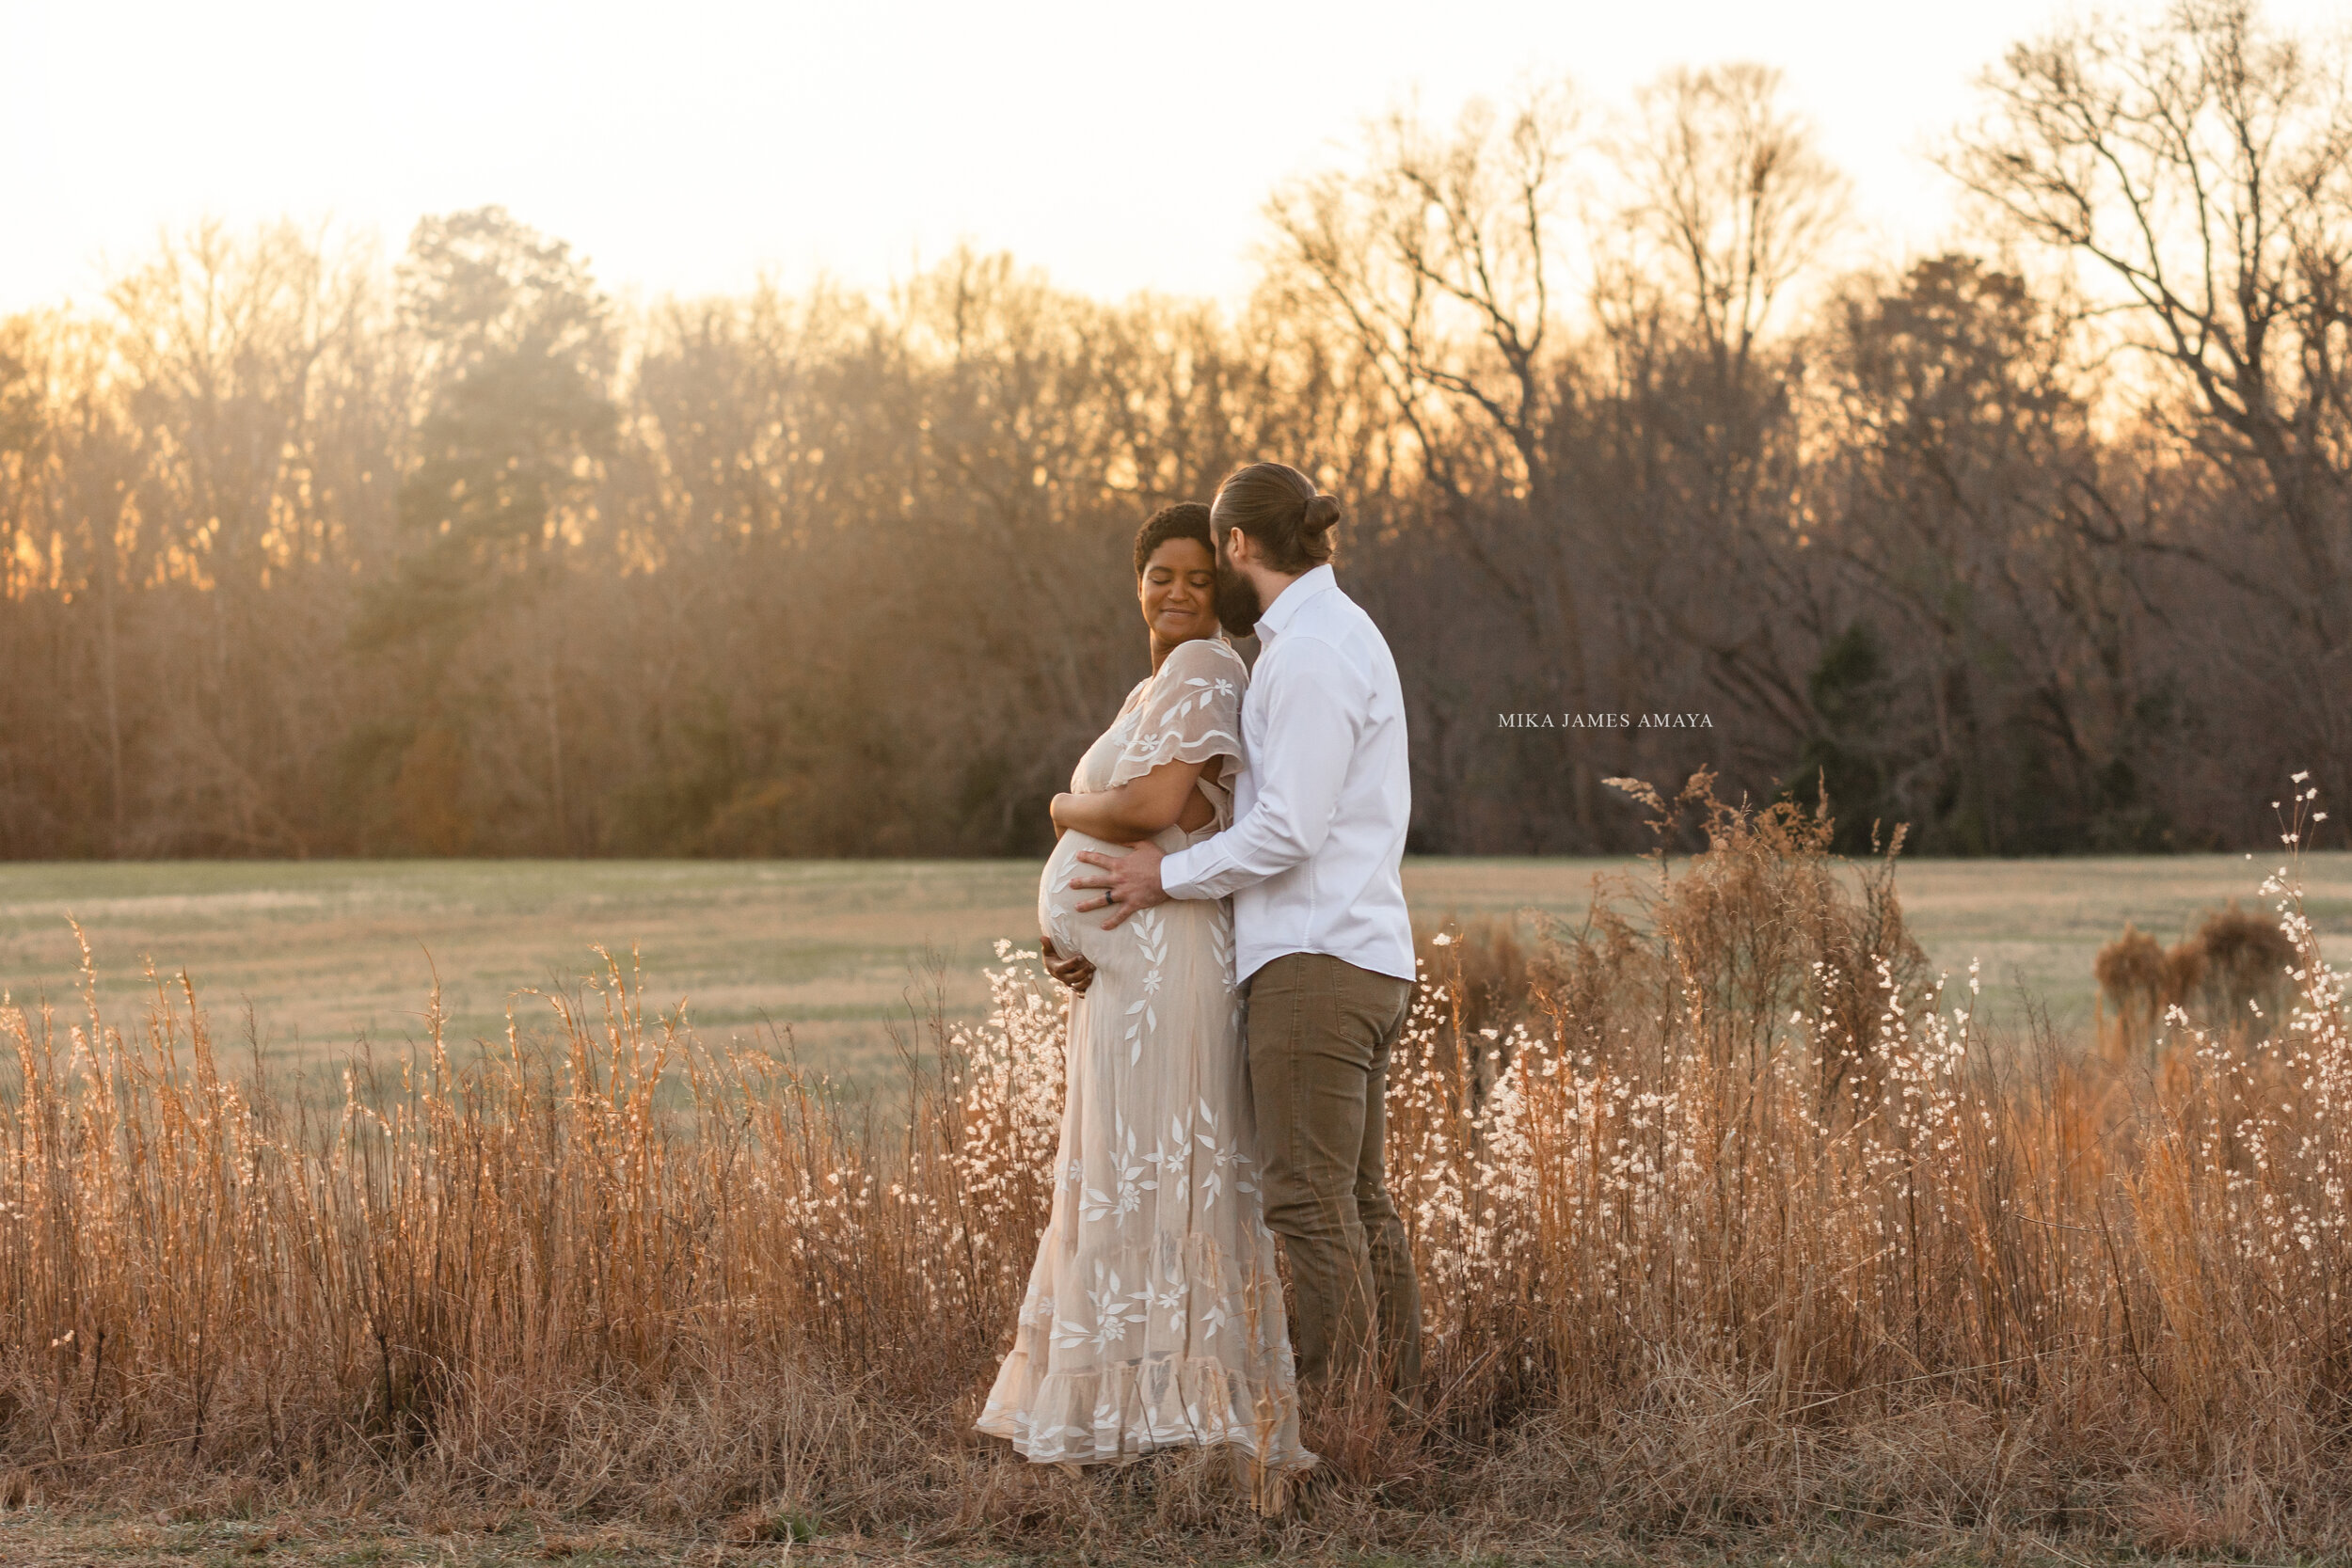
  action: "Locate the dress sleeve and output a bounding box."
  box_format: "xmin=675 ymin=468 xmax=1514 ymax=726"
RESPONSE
xmin=1106 ymin=637 xmax=1247 ymax=790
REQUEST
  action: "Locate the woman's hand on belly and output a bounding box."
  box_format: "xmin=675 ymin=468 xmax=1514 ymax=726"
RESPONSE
xmin=1040 ymin=934 xmax=1094 ymax=993
xmin=1041 ymin=832 xmax=1129 ymax=964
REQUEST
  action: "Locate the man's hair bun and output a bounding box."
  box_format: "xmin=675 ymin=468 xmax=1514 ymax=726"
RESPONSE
xmin=1211 ymin=462 xmax=1343 ymax=572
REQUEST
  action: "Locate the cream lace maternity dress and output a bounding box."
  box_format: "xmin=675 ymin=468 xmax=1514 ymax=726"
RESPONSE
xmin=977 ymin=635 xmax=1313 ymax=1478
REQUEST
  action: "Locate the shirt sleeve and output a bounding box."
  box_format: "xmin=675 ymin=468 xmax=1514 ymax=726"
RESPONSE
xmin=1161 ymin=634 xmax=1363 ymax=901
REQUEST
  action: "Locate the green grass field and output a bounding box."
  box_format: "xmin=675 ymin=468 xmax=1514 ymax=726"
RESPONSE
xmin=3 ymin=853 xmax=2346 ymax=1085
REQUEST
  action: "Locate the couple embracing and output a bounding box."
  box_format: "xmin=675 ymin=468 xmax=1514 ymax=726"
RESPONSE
xmin=974 ymin=462 xmax=1420 ymax=1497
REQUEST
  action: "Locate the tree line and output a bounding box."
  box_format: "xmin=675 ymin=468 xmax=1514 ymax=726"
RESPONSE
xmin=2 ymin=2 xmax=2344 ymax=860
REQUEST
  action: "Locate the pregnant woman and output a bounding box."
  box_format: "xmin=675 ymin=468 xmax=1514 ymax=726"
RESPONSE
xmin=976 ymin=502 xmax=1312 ymax=1497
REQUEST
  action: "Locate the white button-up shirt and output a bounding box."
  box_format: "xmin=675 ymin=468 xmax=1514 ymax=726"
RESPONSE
xmin=1159 ymin=565 xmax=1415 ymax=985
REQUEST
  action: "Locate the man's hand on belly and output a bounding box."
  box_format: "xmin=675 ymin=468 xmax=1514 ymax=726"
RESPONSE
xmin=1069 ymin=845 xmax=1170 ymax=929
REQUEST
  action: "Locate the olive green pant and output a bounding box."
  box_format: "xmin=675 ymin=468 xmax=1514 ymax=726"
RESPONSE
xmin=1243 ymin=951 xmax=1422 ymax=1406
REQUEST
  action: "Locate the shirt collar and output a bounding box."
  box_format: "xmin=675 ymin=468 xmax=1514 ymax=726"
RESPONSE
xmin=1253 ymin=564 xmax=1335 ymax=643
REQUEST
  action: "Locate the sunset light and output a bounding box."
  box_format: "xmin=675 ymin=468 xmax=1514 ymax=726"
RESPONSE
xmin=6 ymin=2 xmax=2352 ymax=1561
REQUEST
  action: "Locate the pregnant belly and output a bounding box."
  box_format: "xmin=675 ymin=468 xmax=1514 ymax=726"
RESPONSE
xmin=1038 ymin=830 xmax=1130 ymax=968
xmin=1037 ymin=813 xmax=1201 ymax=969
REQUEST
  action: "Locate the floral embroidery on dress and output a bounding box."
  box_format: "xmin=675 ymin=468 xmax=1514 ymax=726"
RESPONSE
xmin=1136 ymin=1250 xmax=1186 ymax=1332
xmin=1143 ymin=1110 xmax=1192 ymax=1209
xmin=1125 ymin=909 xmax=1167 ymax=1065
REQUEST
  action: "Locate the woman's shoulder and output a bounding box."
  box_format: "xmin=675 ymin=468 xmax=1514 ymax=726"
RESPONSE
xmin=1156 ymin=635 xmax=1248 ymax=689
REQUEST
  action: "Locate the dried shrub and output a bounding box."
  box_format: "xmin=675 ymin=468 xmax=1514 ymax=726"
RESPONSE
xmin=2191 ymin=897 xmax=2299 ymax=1028
xmin=2096 ymin=921 xmax=2171 ymax=1063
xmin=2098 ymin=896 xmax=2303 ymax=1062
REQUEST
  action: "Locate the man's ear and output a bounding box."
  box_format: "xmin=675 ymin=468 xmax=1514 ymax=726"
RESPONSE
xmin=1224 ymin=527 xmax=1249 ymax=567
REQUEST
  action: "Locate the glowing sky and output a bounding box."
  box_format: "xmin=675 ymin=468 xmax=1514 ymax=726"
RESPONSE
xmin=3 ymin=0 xmax=2345 ymax=314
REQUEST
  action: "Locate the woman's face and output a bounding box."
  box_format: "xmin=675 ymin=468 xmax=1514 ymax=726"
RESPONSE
xmin=1139 ymin=536 xmax=1216 ymax=645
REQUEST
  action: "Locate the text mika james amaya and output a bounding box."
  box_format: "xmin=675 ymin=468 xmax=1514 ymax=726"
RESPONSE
xmin=1497 ymin=711 xmax=1714 ymax=729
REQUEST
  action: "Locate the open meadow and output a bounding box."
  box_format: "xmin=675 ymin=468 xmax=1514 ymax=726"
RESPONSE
xmin=5 ymin=853 xmax=2345 ymax=1088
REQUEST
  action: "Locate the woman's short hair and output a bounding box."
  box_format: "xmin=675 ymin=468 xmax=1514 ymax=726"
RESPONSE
xmin=1134 ymin=501 xmax=1215 ymax=575
xmin=1209 ymin=463 xmax=1340 ymax=574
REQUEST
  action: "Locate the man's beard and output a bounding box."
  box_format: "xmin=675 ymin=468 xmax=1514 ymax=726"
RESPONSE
xmin=1214 ymin=561 xmax=1262 ymax=637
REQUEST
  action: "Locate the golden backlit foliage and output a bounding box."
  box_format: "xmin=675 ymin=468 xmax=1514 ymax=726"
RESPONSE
xmin=1 ymin=3 xmax=2345 ymax=860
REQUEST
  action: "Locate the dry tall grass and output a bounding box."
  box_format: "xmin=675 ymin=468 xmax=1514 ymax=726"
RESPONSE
xmin=0 ymin=772 xmax=2344 ymax=1559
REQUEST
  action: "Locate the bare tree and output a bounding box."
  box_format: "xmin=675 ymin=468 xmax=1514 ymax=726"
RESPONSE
xmin=1612 ymin=64 xmax=1851 ymax=392
xmin=1947 ymin=0 xmax=2352 ymax=652
xmin=1264 ymin=87 xmax=1612 ymax=829
xmin=1265 ymin=87 xmax=1578 ymax=512
xmin=101 ymin=223 xmax=388 ymax=852
xmin=1592 ymin=65 xmax=1850 ymax=796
